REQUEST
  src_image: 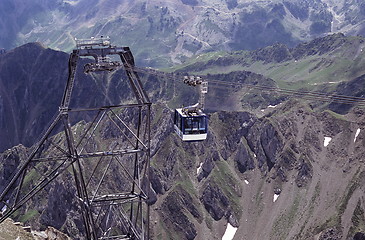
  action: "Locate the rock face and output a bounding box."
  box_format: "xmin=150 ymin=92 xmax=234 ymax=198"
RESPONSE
xmin=160 ymin=186 xmax=201 ymax=240
xmin=234 ymin=142 xmax=255 ymax=173
xmin=40 ymin=181 xmax=76 ymax=230
xmin=0 ymin=145 xmax=28 ymax=192
xmin=354 ymin=232 xmax=365 ymax=240
xmin=200 ymin=183 xmax=229 ymax=221
xmin=0 ymin=43 xmax=68 ymax=152
xmin=330 ymin=74 xmax=365 ymax=114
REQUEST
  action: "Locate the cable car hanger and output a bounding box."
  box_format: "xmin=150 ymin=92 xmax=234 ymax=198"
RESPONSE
xmin=173 ymin=76 xmax=208 ymax=141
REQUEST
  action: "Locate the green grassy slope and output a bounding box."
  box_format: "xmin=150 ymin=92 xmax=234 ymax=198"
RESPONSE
xmin=169 ymin=34 xmax=365 ymax=91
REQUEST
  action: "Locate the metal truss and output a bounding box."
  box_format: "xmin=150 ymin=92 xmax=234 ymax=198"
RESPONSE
xmin=0 ymin=37 xmax=151 ymax=240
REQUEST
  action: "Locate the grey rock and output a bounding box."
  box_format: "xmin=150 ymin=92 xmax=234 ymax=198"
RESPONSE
xmin=197 ymin=151 xmax=218 ymax=181
xmin=40 ymin=181 xmax=75 ymax=230
xmin=318 ymin=228 xmax=342 ymax=240
xmin=354 ymin=232 xmax=365 ymax=240
xmin=160 ymin=188 xmax=200 ymax=240
xmin=234 ymin=143 xmax=255 ymax=173
xmin=260 ymin=123 xmax=282 ymax=170
xmin=150 ymin=167 xmax=164 ymax=195
xmin=200 ymin=183 xmax=229 ymax=221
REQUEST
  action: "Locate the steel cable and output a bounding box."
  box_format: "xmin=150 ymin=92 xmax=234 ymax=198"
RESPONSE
xmin=132 ymin=67 xmax=365 ymax=106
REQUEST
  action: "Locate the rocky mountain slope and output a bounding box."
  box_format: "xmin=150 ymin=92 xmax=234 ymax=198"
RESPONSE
xmin=0 ymin=34 xmax=365 ymax=239
xmin=1 ymin=0 xmax=365 ymax=67
xmin=1 ymin=101 xmax=365 ymax=239
xmin=0 ymin=43 xmax=69 ymax=153
xmin=149 ymin=101 xmax=365 ymax=240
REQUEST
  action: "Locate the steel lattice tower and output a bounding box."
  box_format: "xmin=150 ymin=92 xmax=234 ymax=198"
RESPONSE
xmin=0 ymin=37 xmax=151 ymax=239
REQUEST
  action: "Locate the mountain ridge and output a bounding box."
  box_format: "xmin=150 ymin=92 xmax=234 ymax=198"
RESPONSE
xmin=171 ymin=33 xmax=365 ymax=99
xmin=1 ymin=0 xmax=365 ymax=67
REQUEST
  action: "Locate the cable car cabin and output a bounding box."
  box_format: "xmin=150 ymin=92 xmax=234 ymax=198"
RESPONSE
xmin=174 ymin=108 xmax=208 ymax=141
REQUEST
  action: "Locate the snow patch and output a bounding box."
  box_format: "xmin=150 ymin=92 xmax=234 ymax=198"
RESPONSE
xmin=268 ymin=105 xmax=277 ymax=108
xmin=32 ymin=231 xmax=48 ymax=238
xmin=1 ymin=200 xmax=9 ymax=213
xmin=222 ymin=223 xmax=238 ymax=240
xmin=63 ymin=0 xmax=79 ymax=5
xmin=273 ymin=194 xmax=279 ymax=202
xmin=324 ymin=137 xmax=332 ymax=147
xmin=242 ymin=122 xmax=249 ymax=127
xmin=354 ymin=128 xmax=361 ymax=143
xmin=197 ymin=162 xmax=203 ymax=175
xmin=244 ymin=180 xmax=249 ymax=185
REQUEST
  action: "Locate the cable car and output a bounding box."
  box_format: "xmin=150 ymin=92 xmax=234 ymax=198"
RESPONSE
xmin=174 ymin=108 xmax=208 ymax=141
xmin=174 ymin=76 xmax=208 ymax=141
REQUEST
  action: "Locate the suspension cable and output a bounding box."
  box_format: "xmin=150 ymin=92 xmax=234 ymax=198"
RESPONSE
xmin=132 ymin=67 xmax=365 ymax=106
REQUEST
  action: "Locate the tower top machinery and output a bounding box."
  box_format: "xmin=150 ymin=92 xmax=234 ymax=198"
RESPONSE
xmin=0 ymin=37 xmax=152 ymax=239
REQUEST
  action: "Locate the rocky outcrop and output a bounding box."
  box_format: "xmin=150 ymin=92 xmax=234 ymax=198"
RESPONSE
xmin=160 ymin=186 xmax=201 ymax=240
xmin=318 ymin=228 xmax=343 ymax=240
xmin=354 ymin=232 xmax=365 ymax=240
xmin=251 ymin=43 xmax=293 ymax=63
xmin=200 ymin=183 xmax=229 ymax=221
xmin=330 ymin=74 xmax=365 ymax=114
xmin=246 ymin=120 xmax=283 ymax=173
xmin=33 ymin=226 xmax=73 ymax=240
xmin=40 ymin=181 xmax=77 ymax=230
xmin=234 ymin=142 xmax=255 ymax=174
xmin=0 ymin=145 xmax=28 ymax=193
xmin=197 ymin=150 xmax=218 ymax=181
